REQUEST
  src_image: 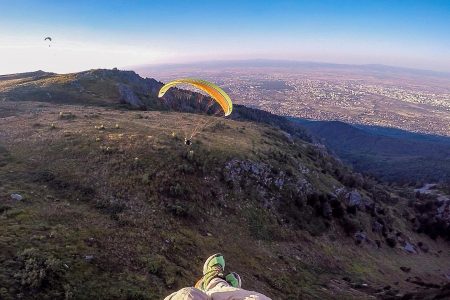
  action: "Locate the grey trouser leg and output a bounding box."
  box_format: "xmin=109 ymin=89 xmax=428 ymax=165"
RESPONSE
xmin=164 ymin=287 xmax=210 ymax=300
xmin=206 ymin=278 xmax=272 ymax=300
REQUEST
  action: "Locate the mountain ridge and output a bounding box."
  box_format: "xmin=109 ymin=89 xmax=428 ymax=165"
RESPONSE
xmin=0 ymin=68 xmax=311 ymax=142
xmin=0 ymin=69 xmax=449 ymax=299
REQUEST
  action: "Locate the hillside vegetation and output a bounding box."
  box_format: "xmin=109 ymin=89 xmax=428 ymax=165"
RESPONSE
xmin=0 ymin=70 xmax=449 ymax=299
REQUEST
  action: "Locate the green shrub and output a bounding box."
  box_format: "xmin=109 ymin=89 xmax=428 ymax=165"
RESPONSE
xmin=142 ymin=173 xmax=150 ymax=184
xmin=141 ymin=255 xmax=165 ymax=276
xmin=13 ymin=248 xmax=63 ymax=290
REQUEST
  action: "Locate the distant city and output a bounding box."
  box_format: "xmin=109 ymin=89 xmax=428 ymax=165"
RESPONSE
xmin=137 ymin=61 xmax=450 ymax=137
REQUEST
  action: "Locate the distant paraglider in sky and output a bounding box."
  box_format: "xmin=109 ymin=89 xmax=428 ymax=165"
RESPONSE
xmin=158 ymin=78 xmax=233 ymax=145
xmin=44 ymin=37 xmax=52 ymax=47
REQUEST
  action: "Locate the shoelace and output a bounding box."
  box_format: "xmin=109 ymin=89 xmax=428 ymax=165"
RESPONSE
xmin=196 ymin=266 xmax=223 ymax=289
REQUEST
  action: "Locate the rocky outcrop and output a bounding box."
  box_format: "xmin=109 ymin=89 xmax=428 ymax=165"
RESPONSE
xmin=403 ymin=242 xmax=417 ymax=254
xmin=335 ymin=188 xmax=373 ymax=212
xmin=117 ymin=84 xmax=144 ymax=108
xmin=10 ymin=193 xmax=23 ymax=201
xmin=224 ymin=159 xmax=312 ymax=192
xmin=347 ymin=190 xmax=363 ymax=207
xmin=223 ymin=159 xmax=312 ymax=209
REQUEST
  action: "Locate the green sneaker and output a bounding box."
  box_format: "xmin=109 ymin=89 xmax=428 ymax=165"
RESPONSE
xmin=225 ymin=272 xmax=242 ymax=288
xmin=195 ymin=253 xmax=225 ymax=291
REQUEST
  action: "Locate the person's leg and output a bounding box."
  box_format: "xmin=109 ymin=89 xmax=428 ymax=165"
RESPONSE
xmin=164 ymin=287 xmax=210 ymax=300
xmin=205 ymin=278 xmax=272 ymax=300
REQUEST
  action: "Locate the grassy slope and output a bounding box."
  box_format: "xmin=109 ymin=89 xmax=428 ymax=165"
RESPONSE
xmin=0 ymin=101 xmax=449 ymax=300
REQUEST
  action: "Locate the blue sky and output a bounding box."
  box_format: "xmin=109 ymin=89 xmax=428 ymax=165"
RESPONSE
xmin=0 ymin=0 xmax=449 ymax=73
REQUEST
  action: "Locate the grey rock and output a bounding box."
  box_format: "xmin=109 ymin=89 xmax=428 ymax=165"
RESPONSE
xmin=404 ymin=242 xmax=416 ymax=254
xmin=117 ymin=84 xmax=144 ymax=108
xmin=10 ymin=193 xmax=23 ymax=201
xmin=347 ymin=191 xmax=362 ymax=207
xmin=85 ymin=255 xmax=94 ymax=261
xmin=274 ymin=177 xmax=285 ymax=189
xmin=298 ymin=164 xmax=310 ymax=174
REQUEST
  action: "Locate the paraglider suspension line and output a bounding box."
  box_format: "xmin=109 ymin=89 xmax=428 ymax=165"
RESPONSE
xmin=189 ymin=98 xmax=222 ymax=139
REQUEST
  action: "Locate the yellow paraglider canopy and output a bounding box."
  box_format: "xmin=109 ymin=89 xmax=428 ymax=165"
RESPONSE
xmin=158 ymin=78 xmax=233 ymax=116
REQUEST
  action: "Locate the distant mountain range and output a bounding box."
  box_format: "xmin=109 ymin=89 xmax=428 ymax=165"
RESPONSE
xmin=294 ymin=118 xmax=450 ymax=182
xmin=134 ymin=59 xmax=450 ymax=79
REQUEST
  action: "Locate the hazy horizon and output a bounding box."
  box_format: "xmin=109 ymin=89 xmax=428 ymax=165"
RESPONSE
xmin=4 ymin=58 xmax=450 ymax=77
xmin=131 ymin=58 xmax=450 ymax=76
xmin=1 ymin=0 xmax=449 ymax=74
